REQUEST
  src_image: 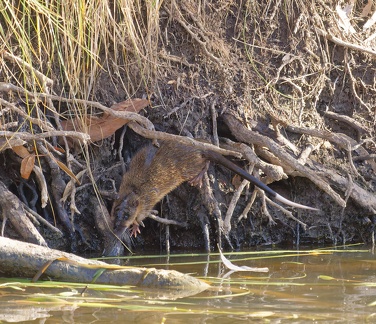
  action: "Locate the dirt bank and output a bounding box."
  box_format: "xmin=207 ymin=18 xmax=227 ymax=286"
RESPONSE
xmin=0 ymin=1 xmax=375 ymax=255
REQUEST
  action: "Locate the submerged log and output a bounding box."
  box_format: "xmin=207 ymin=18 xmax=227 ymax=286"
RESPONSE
xmin=0 ymin=237 xmax=209 ymax=296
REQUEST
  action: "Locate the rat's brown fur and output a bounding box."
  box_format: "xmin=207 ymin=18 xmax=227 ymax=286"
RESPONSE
xmin=107 ymin=140 xmax=318 ymax=255
xmin=110 ymin=141 xmax=208 ymax=236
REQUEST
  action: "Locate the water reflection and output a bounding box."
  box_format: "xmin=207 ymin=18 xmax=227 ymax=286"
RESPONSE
xmin=1 ymin=246 xmax=376 ymax=323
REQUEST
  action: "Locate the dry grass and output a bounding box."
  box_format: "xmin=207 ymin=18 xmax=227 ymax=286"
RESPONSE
xmin=0 ymin=0 xmax=161 ymax=94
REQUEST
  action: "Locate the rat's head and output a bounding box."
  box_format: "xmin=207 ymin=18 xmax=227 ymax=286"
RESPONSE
xmin=104 ymin=192 xmax=140 ymax=257
xmin=112 ymin=192 xmax=140 ymax=229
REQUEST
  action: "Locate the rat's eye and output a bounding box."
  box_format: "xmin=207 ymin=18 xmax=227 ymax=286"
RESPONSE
xmin=128 ymin=199 xmax=139 ymax=208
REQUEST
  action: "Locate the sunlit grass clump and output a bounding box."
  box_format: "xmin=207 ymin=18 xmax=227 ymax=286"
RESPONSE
xmin=0 ymin=0 xmax=161 ymax=99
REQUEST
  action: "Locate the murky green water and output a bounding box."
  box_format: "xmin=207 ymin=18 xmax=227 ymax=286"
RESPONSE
xmin=1 ymin=245 xmax=376 ymax=323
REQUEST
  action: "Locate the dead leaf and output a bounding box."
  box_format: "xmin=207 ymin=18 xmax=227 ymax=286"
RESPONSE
xmin=20 ymin=153 xmax=36 ymax=179
xmin=61 ymin=98 xmax=149 ymax=144
xmin=0 ymin=139 xmax=26 ymax=152
xmin=12 ymin=145 xmax=30 ymax=158
xmin=13 ymin=146 xmax=36 ymax=179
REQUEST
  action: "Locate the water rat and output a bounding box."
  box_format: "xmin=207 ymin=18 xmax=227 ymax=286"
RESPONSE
xmin=110 ymin=140 xmax=318 ymax=239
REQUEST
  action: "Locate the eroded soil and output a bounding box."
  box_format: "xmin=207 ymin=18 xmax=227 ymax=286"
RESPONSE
xmin=1 ymin=1 xmax=375 ymax=255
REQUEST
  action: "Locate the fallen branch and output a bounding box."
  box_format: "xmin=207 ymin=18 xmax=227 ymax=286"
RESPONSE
xmin=0 ymin=237 xmax=209 ymax=294
xmin=286 ymin=125 xmax=370 ymax=183
xmin=353 ymin=154 xmax=376 ymax=162
xmin=198 ymin=173 xmax=223 ymax=249
xmin=260 ymin=193 xmax=277 ymax=225
xmin=23 ymin=205 xmax=63 ymax=237
xmin=238 ymin=190 xmax=258 ymax=223
xmin=220 ymin=139 xmax=288 ymax=184
xmin=285 ymin=125 xmax=354 ymax=151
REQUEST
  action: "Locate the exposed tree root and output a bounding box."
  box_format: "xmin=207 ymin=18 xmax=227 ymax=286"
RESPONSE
xmin=223 ymin=113 xmax=376 ymax=213
xmin=0 ymin=181 xmax=47 ymax=246
xmin=223 ymin=113 xmax=347 ymax=207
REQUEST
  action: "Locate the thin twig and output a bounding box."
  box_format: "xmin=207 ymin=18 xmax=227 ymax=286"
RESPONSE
xmin=0 ymin=130 xmax=90 ymax=143
xmin=0 ymin=98 xmax=55 ymax=132
xmin=210 ymin=98 xmax=219 ymax=147
xmin=0 ymin=82 xmax=154 ymax=131
xmin=3 ymin=51 xmax=53 ymax=88
xmin=23 ymin=205 xmax=63 ymax=237
xmin=316 ymin=28 xmax=376 ymax=58
xmin=147 ymin=214 xmax=188 ymax=227
xmin=265 ymin=196 xmax=307 ymax=229
xmin=324 ymin=110 xmax=370 ymax=137
xmin=344 ymin=52 xmax=372 ymax=114
xmin=164 ymin=2 xmax=222 ymax=65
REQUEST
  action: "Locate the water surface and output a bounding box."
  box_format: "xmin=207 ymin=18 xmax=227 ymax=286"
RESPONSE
xmin=1 ymin=245 xmax=375 ymax=323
